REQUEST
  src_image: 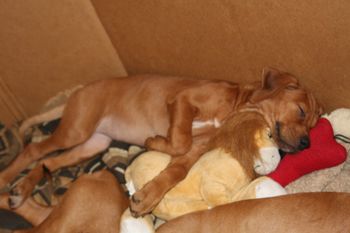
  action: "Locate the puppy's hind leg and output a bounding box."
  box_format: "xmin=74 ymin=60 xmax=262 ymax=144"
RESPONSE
xmin=0 ymin=119 xmax=100 ymax=192
xmin=9 ymin=133 xmax=112 ymax=208
xmin=0 ymin=136 xmax=64 ymax=190
xmin=0 ymin=86 xmax=105 ymax=190
xmin=0 ymin=193 xmax=52 ymax=227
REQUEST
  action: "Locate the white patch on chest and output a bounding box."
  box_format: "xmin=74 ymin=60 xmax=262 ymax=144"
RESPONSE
xmin=192 ymin=118 xmax=221 ymax=129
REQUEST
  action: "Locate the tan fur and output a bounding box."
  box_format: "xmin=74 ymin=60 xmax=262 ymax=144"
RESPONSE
xmin=0 ymin=68 xmax=321 ymax=216
xmin=157 ymin=192 xmax=350 ymax=233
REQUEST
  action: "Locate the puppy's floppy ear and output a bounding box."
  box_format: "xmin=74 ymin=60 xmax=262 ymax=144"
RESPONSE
xmin=251 ymin=67 xmax=299 ymax=102
xmin=262 ymin=67 xmax=299 ymax=90
xmin=317 ymin=104 xmax=324 ymax=116
xmin=306 ymin=92 xmax=324 ymax=127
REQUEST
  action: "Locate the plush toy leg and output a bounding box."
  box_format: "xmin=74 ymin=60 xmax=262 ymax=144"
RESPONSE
xmin=120 ymin=209 xmax=155 ymax=233
xmin=254 ymin=177 xmax=287 ymax=198
xmin=268 ymin=118 xmax=347 ymax=187
xmin=231 ymin=176 xmax=286 ymax=202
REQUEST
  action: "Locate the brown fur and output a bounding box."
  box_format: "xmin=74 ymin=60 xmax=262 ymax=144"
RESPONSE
xmin=4 ymin=173 xmax=349 ymax=233
xmin=157 ymin=192 xmax=350 ymax=233
xmin=0 ymin=170 xmax=129 ymax=233
xmin=0 ymin=68 xmax=321 ymax=216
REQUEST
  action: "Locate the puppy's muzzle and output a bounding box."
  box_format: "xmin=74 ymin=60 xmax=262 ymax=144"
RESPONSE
xmin=275 ymin=122 xmax=310 ymax=153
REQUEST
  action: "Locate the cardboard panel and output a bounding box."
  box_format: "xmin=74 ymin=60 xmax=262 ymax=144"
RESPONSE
xmin=91 ymin=0 xmax=255 ymax=80
xmin=92 ymin=0 xmax=350 ymax=111
xmin=230 ymin=0 xmax=350 ymax=111
xmin=0 ymin=0 xmax=127 ymax=122
xmin=0 ymin=77 xmax=26 ymax=126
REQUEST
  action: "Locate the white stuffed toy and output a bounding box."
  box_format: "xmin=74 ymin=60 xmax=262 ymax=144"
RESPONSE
xmin=324 ymin=108 xmax=350 ymax=151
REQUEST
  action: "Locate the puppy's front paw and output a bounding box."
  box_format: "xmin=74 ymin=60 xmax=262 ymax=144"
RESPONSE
xmin=145 ymin=136 xmax=168 ymax=152
xmin=129 ymin=182 xmax=164 ymax=217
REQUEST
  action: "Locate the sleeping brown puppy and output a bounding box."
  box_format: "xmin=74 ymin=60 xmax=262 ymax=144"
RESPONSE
xmin=0 ymin=68 xmax=322 ymax=216
xmin=157 ymin=192 xmax=350 ymax=233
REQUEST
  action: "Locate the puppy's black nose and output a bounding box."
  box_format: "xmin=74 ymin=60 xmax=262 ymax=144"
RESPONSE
xmin=298 ymin=136 xmax=310 ymax=150
xmin=278 ymin=149 xmax=287 ymax=159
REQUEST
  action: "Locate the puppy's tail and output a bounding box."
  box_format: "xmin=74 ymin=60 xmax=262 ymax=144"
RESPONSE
xmin=19 ymin=105 xmax=65 ymax=140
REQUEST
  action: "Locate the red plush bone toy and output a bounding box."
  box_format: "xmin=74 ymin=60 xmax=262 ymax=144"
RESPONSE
xmin=268 ymin=118 xmax=347 ymax=187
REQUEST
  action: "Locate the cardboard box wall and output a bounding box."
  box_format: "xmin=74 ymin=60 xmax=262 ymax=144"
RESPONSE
xmin=0 ymin=0 xmax=127 ymax=125
xmin=1 ymin=0 xmax=350 ymax=125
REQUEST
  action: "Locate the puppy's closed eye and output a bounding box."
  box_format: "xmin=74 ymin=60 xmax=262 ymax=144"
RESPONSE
xmin=285 ymin=83 xmax=299 ymax=90
xmin=298 ymin=105 xmax=306 ymax=119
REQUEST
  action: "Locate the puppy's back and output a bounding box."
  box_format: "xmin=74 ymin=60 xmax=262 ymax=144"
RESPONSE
xmin=157 ymin=192 xmax=350 ymax=233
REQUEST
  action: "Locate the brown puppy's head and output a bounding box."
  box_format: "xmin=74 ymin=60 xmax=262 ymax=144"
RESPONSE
xmin=248 ymin=68 xmax=323 ymax=154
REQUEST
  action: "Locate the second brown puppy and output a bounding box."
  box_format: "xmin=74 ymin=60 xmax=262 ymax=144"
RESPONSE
xmin=157 ymin=192 xmax=350 ymax=233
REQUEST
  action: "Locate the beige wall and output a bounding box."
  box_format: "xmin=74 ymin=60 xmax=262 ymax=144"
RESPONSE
xmin=92 ymin=0 xmax=350 ymax=112
xmin=1 ymin=0 xmax=350 ymax=125
xmin=0 ymin=0 xmax=126 ymax=125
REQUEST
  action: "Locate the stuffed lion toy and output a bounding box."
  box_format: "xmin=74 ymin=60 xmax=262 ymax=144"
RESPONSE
xmin=123 ymin=111 xmax=285 ymax=229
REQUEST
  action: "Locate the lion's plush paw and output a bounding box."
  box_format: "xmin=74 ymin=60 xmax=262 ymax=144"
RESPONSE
xmin=120 ymin=208 xmax=155 ymax=233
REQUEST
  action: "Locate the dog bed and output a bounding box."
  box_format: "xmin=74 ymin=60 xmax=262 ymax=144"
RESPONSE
xmin=286 ymin=139 xmax=350 ymax=193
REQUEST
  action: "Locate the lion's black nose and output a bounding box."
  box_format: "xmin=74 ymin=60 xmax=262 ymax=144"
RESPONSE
xmin=298 ymin=136 xmax=310 ymax=150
